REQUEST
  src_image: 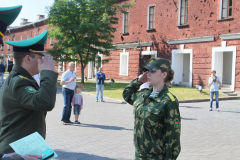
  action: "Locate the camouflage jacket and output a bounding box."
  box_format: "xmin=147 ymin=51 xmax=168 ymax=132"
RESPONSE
xmin=123 ymin=79 xmax=181 ymax=160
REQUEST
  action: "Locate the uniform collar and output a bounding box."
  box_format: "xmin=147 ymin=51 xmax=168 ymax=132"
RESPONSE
xmin=148 ymin=85 xmax=169 ymax=99
xmin=12 ymin=64 xmax=36 ymax=81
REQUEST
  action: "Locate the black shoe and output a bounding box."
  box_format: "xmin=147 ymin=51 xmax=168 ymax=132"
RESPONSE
xmin=74 ymin=120 xmax=81 ymax=124
xmin=66 ymin=120 xmax=74 ymax=124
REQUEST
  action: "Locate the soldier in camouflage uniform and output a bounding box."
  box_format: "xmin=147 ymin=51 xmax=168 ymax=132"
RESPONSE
xmin=123 ymin=58 xmax=181 ymax=160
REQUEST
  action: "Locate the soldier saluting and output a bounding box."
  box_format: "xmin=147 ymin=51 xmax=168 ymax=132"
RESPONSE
xmin=123 ymin=58 xmax=181 ymax=159
xmin=0 ymin=30 xmax=58 ymax=154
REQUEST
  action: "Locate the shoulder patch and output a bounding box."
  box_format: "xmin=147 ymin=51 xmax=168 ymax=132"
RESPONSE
xmin=174 ymin=118 xmax=180 ymax=128
xmin=167 ymin=93 xmax=175 ymax=102
xmin=18 ymin=75 xmax=28 ymax=80
xmin=25 ymin=86 xmax=37 ymax=93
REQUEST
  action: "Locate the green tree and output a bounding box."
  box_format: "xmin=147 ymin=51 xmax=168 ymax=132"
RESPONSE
xmin=47 ymin=0 xmax=134 ymax=83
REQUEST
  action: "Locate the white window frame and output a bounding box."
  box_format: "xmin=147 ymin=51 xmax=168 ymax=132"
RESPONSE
xmin=21 ymin=36 xmax=23 ymax=40
xmin=71 ymin=55 xmax=77 ymax=73
xmin=14 ymin=38 xmax=17 ymax=41
xmin=94 ymin=53 xmax=103 ymax=74
xmin=50 ymin=37 xmax=53 ymax=45
xmin=58 ymin=58 xmax=65 ymax=73
xmin=122 ymin=12 xmax=129 ymax=34
xmin=119 ymin=49 xmax=129 ymax=76
xmin=27 ymin=35 xmax=30 ymax=39
xmin=178 ymin=0 xmax=188 ymax=25
xmin=147 ymin=5 xmax=155 ymax=30
xmin=219 ymin=0 xmax=232 ymax=19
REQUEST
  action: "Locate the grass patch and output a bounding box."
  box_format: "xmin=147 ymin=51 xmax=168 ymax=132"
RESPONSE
xmin=57 ymin=80 xmax=226 ymax=101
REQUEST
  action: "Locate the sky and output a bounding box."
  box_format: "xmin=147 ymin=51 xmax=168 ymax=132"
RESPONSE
xmin=2 ymin=0 xmax=55 ymax=26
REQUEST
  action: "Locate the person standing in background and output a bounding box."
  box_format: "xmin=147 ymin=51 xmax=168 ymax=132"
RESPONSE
xmin=61 ymin=62 xmax=83 ymax=125
xmin=96 ymin=67 xmax=105 ymax=102
xmin=208 ymin=70 xmax=221 ymax=111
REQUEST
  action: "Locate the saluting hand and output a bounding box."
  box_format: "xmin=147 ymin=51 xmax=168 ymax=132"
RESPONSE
xmin=38 ymin=54 xmax=55 ymax=72
xmin=138 ymin=71 xmax=148 ymax=83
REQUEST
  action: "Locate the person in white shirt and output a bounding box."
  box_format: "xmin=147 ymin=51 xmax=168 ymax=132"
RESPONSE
xmin=208 ymin=70 xmax=221 ymax=111
xmin=60 ymin=62 xmax=77 ymax=125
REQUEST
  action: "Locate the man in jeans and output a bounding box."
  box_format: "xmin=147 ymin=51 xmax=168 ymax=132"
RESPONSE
xmin=96 ymin=67 xmax=105 ymax=102
xmin=0 ymin=60 xmax=5 ymax=87
xmin=60 ymin=62 xmax=80 ymax=125
xmin=208 ymin=70 xmax=221 ymax=111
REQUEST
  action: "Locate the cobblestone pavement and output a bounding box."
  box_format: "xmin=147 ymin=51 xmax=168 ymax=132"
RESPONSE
xmin=46 ymin=89 xmax=240 ymax=160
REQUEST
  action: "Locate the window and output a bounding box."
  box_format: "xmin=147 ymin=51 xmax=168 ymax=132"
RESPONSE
xmin=179 ymin=0 xmax=188 ymax=25
xmin=7 ymin=38 xmax=10 ymax=50
xmin=95 ymin=53 xmax=103 ymax=70
xmin=119 ymin=49 xmax=129 ymax=76
xmin=221 ymin=0 xmax=232 ymax=19
xmin=27 ymin=35 xmax=30 ymax=39
xmin=122 ymin=12 xmax=129 ymax=34
xmin=21 ymin=36 xmax=23 ymax=40
xmin=14 ymin=38 xmax=17 ymax=41
xmin=58 ymin=57 xmax=65 ymax=73
xmin=1 ymin=44 xmax=3 ymax=51
xmin=147 ymin=6 xmax=155 ymax=30
xmin=34 ymin=33 xmax=37 ymax=37
xmin=50 ymin=37 xmax=53 ymax=45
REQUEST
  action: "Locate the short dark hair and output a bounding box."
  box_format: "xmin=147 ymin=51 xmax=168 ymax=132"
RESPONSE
xmin=160 ymin=68 xmax=174 ymax=83
xmin=75 ymin=86 xmax=80 ymax=90
xmin=13 ymin=52 xmax=36 ymax=66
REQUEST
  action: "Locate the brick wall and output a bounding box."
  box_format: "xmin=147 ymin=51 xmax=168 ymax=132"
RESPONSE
xmin=1 ymin=0 xmax=240 ymax=90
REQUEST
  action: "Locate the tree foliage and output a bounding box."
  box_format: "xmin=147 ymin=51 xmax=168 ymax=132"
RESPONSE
xmin=47 ymin=0 xmax=134 ymax=82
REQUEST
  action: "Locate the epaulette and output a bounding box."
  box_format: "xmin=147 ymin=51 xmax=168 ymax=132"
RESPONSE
xmin=167 ymin=92 xmax=176 ymax=102
xmin=18 ymin=75 xmax=28 ymax=80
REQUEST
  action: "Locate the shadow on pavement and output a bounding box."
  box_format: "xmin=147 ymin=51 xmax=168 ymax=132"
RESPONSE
xmin=54 ymin=150 xmax=116 ymax=160
xmin=100 ymin=101 xmax=126 ymax=105
xmin=180 ymin=106 xmax=202 ymax=109
xmin=181 ymin=117 xmax=198 ymax=120
xmin=74 ymin=123 xmax=133 ymax=131
xmin=218 ymin=110 xmax=240 ymax=114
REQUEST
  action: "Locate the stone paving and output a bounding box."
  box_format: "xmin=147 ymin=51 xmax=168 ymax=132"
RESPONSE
xmin=46 ymin=89 xmax=240 ymax=160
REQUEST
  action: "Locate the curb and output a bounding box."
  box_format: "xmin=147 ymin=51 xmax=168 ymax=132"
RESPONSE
xmin=57 ymin=86 xmax=126 ymax=104
xmin=57 ymin=87 xmax=240 ymax=104
xmin=178 ymin=96 xmax=240 ymax=103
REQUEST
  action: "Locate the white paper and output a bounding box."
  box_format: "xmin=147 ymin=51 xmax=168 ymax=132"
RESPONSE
xmin=9 ymin=132 xmax=57 ymax=159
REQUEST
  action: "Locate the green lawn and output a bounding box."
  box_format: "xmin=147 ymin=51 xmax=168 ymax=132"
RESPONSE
xmin=57 ymin=80 xmax=226 ymax=101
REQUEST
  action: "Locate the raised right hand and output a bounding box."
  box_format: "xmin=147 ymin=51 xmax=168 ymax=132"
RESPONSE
xmin=138 ymin=71 xmax=148 ymax=83
xmin=38 ymin=54 xmax=55 ymax=72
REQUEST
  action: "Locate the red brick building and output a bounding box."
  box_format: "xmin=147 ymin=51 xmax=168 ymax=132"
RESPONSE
xmin=1 ymin=0 xmax=240 ymax=92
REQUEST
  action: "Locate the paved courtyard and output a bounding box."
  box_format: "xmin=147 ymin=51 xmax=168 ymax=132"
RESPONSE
xmin=46 ymin=89 xmax=240 ymax=160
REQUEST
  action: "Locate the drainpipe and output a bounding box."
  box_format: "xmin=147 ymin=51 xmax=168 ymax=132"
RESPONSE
xmin=137 ymin=38 xmax=142 ymax=75
xmin=33 ymin=23 xmax=37 ymax=35
xmin=8 ymin=29 xmax=12 ymax=41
